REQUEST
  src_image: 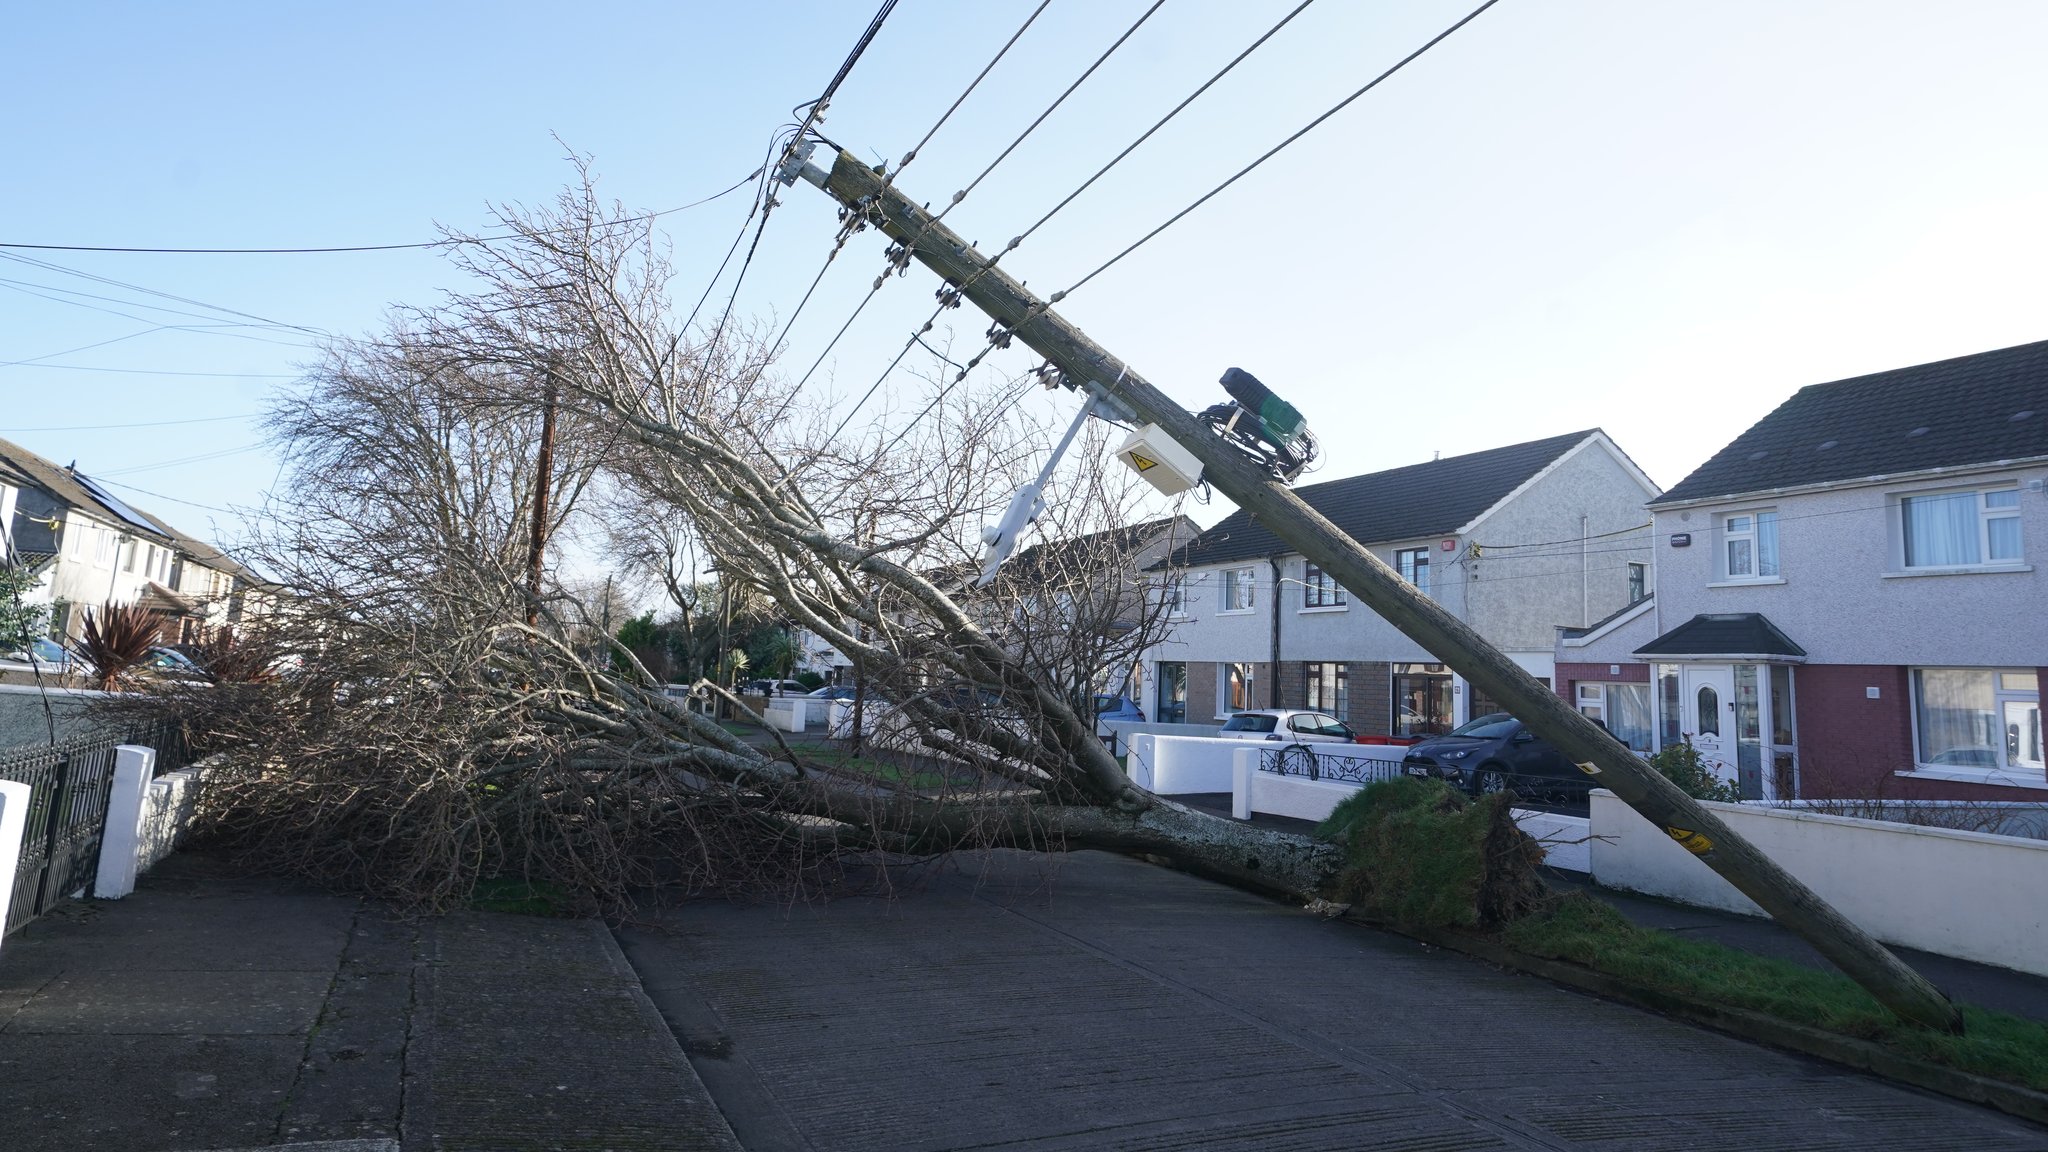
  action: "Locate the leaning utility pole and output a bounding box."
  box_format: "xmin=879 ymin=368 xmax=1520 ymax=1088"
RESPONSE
xmin=786 ymin=146 xmax=1961 ymax=1032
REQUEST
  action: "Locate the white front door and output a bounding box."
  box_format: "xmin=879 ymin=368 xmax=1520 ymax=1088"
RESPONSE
xmin=1681 ymin=665 xmax=1737 ymax=785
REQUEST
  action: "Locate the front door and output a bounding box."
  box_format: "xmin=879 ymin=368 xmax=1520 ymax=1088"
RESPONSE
xmin=1681 ymin=665 xmax=1737 ymax=787
xmin=1155 ymin=662 xmax=1187 ymax=725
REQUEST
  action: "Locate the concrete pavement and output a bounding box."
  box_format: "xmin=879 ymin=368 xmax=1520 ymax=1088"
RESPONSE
xmin=620 ymin=850 xmax=2048 ymax=1151
xmin=0 ymin=854 xmax=738 ymax=1152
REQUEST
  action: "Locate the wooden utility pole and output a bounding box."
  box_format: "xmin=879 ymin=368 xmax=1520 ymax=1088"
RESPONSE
xmin=789 ymin=148 xmax=1962 ymax=1032
xmin=526 ymin=379 xmax=559 ymax=628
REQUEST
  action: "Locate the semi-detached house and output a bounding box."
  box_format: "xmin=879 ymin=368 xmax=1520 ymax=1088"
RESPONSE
xmin=1145 ymin=429 xmax=1660 ymax=737
xmin=1557 ymin=339 xmax=2047 ymax=801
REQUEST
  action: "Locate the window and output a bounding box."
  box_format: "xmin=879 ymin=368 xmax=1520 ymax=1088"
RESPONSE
xmin=1302 ymin=562 xmax=1345 ymax=608
xmin=1657 ymin=664 xmax=1681 ymax=749
xmin=1394 ymin=548 xmax=1430 ymax=594
xmin=121 ymin=539 xmax=137 ymax=573
xmin=1577 ymin=682 xmax=1652 ymax=752
xmin=1912 ymin=668 xmax=2042 ymax=779
xmin=93 ymin=529 xmax=115 ymax=567
xmin=1155 ymin=661 xmax=1187 ymax=724
xmin=1695 ymin=685 xmax=1721 ymax=736
xmin=1220 ymin=567 xmax=1256 ymax=612
xmin=1159 ymin=576 xmax=1185 ymax=617
xmin=1391 ymin=662 xmax=1451 ymax=737
xmin=1306 ymin=662 xmax=1348 ymax=717
xmin=1901 ymin=487 xmax=2023 ymax=568
xmin=1720 ymin=510 xmax=1779 ymax=579
xmin=1627 ymin=562 xmax=1646 ymax=604
xmin=1221 ymin=662 xmax=1256 ymax=714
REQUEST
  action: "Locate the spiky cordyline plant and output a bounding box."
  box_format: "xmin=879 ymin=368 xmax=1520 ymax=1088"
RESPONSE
xmin=80 ymin=602 xmax=159 ymax=692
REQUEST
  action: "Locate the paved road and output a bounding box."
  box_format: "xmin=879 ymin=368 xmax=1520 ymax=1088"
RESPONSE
xmin=620 ymin=850 xmax=2048 ymax=1152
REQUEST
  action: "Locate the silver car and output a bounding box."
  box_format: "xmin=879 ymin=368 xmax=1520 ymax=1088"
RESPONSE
xmin=1215 ymin=709 xmax=1357 ymax=743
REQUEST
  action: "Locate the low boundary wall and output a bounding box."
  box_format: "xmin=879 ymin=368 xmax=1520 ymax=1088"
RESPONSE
xmin=1589 ymin=790 xmax=2048 ymax=977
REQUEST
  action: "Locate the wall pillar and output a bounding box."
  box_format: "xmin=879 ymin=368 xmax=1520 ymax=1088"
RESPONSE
xmin=93 ymin=745 xmax=156 ymax=899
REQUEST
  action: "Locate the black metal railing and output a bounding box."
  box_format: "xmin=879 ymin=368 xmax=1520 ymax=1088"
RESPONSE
xmin=0 ymin=721 xmax=196 ymax=936
xmin=1257 ymin=742 xmax=1406 ymax=785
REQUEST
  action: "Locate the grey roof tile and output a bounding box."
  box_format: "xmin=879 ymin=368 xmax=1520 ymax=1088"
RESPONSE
xmin=1162 ymin=430 xmax=1597 ymax=569
xmin=1653 ymin=339 xmax=2048 ymax=506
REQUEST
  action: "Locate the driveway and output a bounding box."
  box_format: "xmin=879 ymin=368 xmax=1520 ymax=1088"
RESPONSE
xmin=619 ymin=850 xmax=2046 ymax=1151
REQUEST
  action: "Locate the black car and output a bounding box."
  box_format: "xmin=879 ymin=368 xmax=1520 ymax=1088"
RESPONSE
xmin=1400 ymin=713 xmax=1588 ymax=799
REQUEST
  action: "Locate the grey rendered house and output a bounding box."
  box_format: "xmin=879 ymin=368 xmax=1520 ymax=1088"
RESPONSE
xmin=1556 ymin=339 xmax=2047 ymax=801
xmin=1145 ymin=430 xmax=1660 ymax=736
xmin=0 ymin=437 xmax=259 ymax=643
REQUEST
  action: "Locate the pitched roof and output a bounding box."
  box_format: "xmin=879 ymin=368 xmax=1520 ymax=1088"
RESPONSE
xmin=1162 ymin=430 xmax=1598 ymax=569
xmin=1633 ymin=613 xmax=1806 ymax=659
xmin=0 ymin=436 xmax=174 ymax=543
xmin=1653 ymin=339 xmax=2048 ymax=506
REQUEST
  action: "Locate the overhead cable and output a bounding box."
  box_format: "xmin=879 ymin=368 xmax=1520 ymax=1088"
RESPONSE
xmin=1059 ymin=0 xmax=1503 ymax=298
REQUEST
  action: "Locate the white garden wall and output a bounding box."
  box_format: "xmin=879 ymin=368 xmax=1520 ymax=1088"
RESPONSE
xmin=1589 ymin=790 xmax=2048 ymax=977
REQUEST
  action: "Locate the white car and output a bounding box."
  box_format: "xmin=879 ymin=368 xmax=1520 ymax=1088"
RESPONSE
xmin=1215 ymin=709 xmax=1358 ymax=743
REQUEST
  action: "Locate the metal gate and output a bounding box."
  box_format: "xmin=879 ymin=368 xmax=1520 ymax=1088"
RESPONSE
xmin=0 ymin=735 xmax=122 ymax=936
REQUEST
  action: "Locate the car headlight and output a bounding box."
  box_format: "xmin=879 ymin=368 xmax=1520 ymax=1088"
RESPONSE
xmin=1438 ymin=749 xmax=1471 ymax=761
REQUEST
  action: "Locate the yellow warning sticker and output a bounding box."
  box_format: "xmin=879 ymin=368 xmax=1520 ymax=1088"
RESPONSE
xmin=1663 ymin=826 xmax=1715 ymax=855
xmin=1129 ymin=451 xmax=1159 ymax=472
xmin=1576 ymin=761 xmax=1600 ymax=776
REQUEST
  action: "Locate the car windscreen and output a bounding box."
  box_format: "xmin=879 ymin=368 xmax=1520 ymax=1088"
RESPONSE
xmin=1447 ymin=714 xmax=1519 ymax=739
xmin=1221 ymin=714 xmax=1277 ymax=733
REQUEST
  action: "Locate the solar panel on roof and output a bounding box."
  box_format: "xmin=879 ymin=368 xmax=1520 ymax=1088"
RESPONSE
xmin=70 ymin=472 xmax=166 ymax=536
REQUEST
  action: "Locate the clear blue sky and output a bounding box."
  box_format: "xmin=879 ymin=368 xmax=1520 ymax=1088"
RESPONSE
xmin=6 ymin=1 xmax=2048 ymax=551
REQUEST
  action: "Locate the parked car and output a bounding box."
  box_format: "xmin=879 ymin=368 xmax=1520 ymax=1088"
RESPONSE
xmin=1 ymin=636 xmax=80 ymax=671
xmin=808 ymin=685 xmax=860 ymax=701
xmin=1216 ymin=709 xmax=1357 ymax=743
xmin=743 ymin=679 xmax=810 ymax=697
xmin=1093 ymin=694 xmax=1145 ymax=723
xmin=1400 ymin=712 xmax=1587 ymax=799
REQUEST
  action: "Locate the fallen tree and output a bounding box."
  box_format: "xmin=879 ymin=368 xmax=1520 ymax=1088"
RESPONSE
xmin=120 ymin=166 xmax=1342 ymax=910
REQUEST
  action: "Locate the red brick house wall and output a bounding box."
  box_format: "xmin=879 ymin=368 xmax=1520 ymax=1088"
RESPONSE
xmin=1795 ymin=664 xmax=2048 ymax=801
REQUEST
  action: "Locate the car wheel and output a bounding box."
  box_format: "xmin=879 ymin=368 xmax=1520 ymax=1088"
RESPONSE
xmin=1471 ymin=763 xmax=1510 ymax=798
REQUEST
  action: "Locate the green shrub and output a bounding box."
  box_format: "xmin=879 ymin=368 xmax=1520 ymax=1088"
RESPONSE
xmin=1315 ymin=776 xmax=1546 ymax=932
xmin=1647 ymin=737 xmax=1742 ymax=802
xmin=794 ymin=670 xmax=825 ymax=690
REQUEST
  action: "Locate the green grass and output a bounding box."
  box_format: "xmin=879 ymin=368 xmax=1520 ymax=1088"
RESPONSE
xmin=470 ymin=875 xmax=572 ymax=917
xmin=1503 ymin=892 xmax=2048 ymax=1092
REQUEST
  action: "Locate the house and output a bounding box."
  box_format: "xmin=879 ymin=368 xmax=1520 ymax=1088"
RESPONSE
xmin=1147 ymin=430 xmax=1660 ymax=734
xmin=1557 ymin=339 xmax=2047 ymax=800
xmin=0 ymin=437 xmax=260 ymax=644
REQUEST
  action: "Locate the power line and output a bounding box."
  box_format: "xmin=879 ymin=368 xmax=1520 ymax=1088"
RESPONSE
xmin=771 ymin=0 xmax=1059 ymax=381
xmin=1058 ymin=0 xmax=1503 ymax=299
xmin=0 ymin=168 xmax=762 ymax=255
xmin=0 ymin=250 xmax=327 ymax=336
xmin=93 ymin=477 xmax=241 ymax=516
xmin=700 ymin=0 xmax=901 ymax=349
xmin=0 ymin=363 xmax=295 ymax=378
xmin=97 ymin=441 xmax=267 ymax=477
xmin=798 ymin=1 xmax=1168 ymax=451
xmin=0 ymin=413 xmax=257 ymax=433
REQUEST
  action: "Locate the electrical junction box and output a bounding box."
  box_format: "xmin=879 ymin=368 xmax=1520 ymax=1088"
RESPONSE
xmin=1116 ymin=424 xmax=1203 ymax=496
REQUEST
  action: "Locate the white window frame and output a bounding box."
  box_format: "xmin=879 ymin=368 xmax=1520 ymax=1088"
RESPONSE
xmin=1306 ymin=661 xmax=1347 ymax=716
xmin=1717 ymin=509 xmax=1779 ymax=582
xmin=1158 ymin=575 xmax=1186 ymax=618
xmin=1301 ymin=562 xmax=1346 ymax=610
xmin=1218 ymin=566 xmax=1256 ymax=614
xmin=1576 ymin=681 xmax=1653 ymax=752
xmin=1894 ymin=484 xmax=2024 ymax=572
xmin=92 ymin=528 xmax=116 ymax=568
xmin=1219 ymin=661 xmax=1256 ymax=715
xmin=1904 ymin=667 xmax=2042 ymax=786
